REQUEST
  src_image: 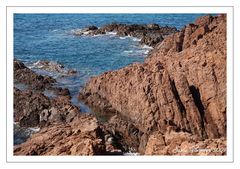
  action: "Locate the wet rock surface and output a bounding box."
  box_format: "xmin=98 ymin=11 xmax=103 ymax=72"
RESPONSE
xmin=14 ymin=59 xmax=56 ymax=90
xmin=73 ymin=23 xmax=178 ymax=47
xmin=14 ymin=60 xmax=80 ymax=128
xmin=14 ymin=87 xmax=80 ymax=128
xmin=14 ymin=59 xmax=71 ymax=96
xmin=32 ymin=60 xmax=77 ymax=76
xmin=79 ymin=15 xmax=227 ymax=155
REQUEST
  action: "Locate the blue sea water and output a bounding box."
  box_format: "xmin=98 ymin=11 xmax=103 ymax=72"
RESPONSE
xmin=14 ymin=14 xmax=206 ymax=111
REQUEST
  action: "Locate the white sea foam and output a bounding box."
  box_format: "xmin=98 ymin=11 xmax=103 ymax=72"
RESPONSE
xmin=119 ymin=36 xmax=128 ymax=40
xmin=144 ymin=50 xmax=150 ymax=55
xmin=83 ymin=31 xmax=90 ymax=35
xmin=142 ymin=45 xmax=153 ymax=49
xmin=93 ymin=34 xmax=104 ymax=37
xmin=132 ymin=37 xmax=141 ymax=42
xmin=123 ymin=50 xmax=134 ymax=53
xmin=28 ymin=127 xmax=40 ymax=132
xmin=106 ymin=31 xmax=117 ymax=35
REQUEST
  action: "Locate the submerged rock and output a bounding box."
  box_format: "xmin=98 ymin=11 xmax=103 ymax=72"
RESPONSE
xmin=32 ymin=60 xmax=77 ymax=76
xmin=79 ymin=15 xmax=227 ymax=155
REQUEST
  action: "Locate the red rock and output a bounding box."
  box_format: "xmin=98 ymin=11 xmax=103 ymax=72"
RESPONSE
xmin=14 ymin=115 xmax=106 ymax=155
xmin=79 ymin=15 xmax=226 ymax=154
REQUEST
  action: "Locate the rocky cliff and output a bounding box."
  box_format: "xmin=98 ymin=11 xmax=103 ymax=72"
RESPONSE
xmin=79 ymin=15 xmax=227 ymax=155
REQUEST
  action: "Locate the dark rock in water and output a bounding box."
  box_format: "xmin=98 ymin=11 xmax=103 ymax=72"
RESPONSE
xmin=87 ymin=25 xmax=98 ymax=31
xmin=14 ymin=59 xmax=56 ymax=90
xmin=79 ymin=15 xmax=227 ymax=155
xmin=14 ymin=87 xmax=80 ymax=128
xmin=67 ymin=69 xmax=77 ymax=75
xmin=32 ymin=60 xmax=77 ymax=76
xmin=14 ymin=59 xmax=27 ymax=70
xmin=14 ymin=60 xmax=73 ymax=97
xmin=146 ymin=23 xmax=160 ymax=30
xmin=76 ymin=23 xmax=178 ymax=47
xmin=140 ymin=33 xmax=164 ymax=47
xmin=48 ymin=86 xmax=70 ymax=97
xmin=14 ymin=123 xmax=40 ymax=145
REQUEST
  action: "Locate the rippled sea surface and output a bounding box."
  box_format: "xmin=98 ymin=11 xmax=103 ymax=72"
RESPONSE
xmin=14 ymin=14 xmax=206 ymax=110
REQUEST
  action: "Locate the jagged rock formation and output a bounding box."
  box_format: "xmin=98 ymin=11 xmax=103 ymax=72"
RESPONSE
xmin=14 ymin=113 xmax=138 ymax=155
xmin=14 ymin=59 xmax=56 ymax=90
xmin=13 ymin=61 xmax=133 ymax=155
xmin=79 ymin=15 xmax=227 ymax=155
xmin=73 ymin=23 xmax=178 ymax=47
xmin=14 ymin=60 xmax=80 ymax=128
xmin=14 ymin=59 xmax=70 ymax=95
xmin=14 ymin=115 xmax=106 ymax=155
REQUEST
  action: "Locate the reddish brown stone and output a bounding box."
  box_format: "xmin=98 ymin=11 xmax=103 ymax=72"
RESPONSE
xmin=79 ymin=15 xmax=226 ymax=154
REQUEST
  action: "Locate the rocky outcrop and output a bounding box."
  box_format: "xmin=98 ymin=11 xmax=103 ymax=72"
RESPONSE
xmin=13 ymin=60 xmax=131 ymax=155
xmin=79 ymin=15 xmax=226 ymax=155
xmin=14 ymin=87 xmax=80 ymax=128
xmin=14 ymin=114 xmax=138 ymax=155
xmin=14 ymin=59 xmax=56 ymax=90
xmin=14 ymin=60 xmax=80 ymax=128
xmin=32 ymin=60 xmax=77 ymax=76
xmin=14 ymin=59 xmax=72 ymax=95
xmin=14 ymin=115 xmax=106 ymax=155
xmin=73 ymin=23 xmax=177 ymax=47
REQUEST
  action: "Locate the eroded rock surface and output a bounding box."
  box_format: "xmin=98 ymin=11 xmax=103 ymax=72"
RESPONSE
xmin=14 ymin=60 xmax=80 ymax=132
xmin=79 ymin=15 xmax=227 ymax=155
xmin=145 ymin=131 xmax=226 ymax=155
xmin=14 ymin=115 xmax=106 ymax=155
xmin=14 ymin=59 xmax=71 ymax=96
xmin=14 ymin=59 xmax=56 ymax=90
xmin=14 ymin=87 xmax=80 ymax=128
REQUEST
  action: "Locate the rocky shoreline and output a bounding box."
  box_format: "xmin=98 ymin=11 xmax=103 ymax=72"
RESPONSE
xmin=73 ymin=23 xmax=178 ymax=47
xmin=14 ymin=15 xmax=226 ymax=156
xmin=14 ymin=60 xmax=140 ymax=155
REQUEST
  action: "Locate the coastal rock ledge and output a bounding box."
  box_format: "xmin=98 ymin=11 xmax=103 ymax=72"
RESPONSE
xmin=79 ymin=15 xmax=227 ymax=155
